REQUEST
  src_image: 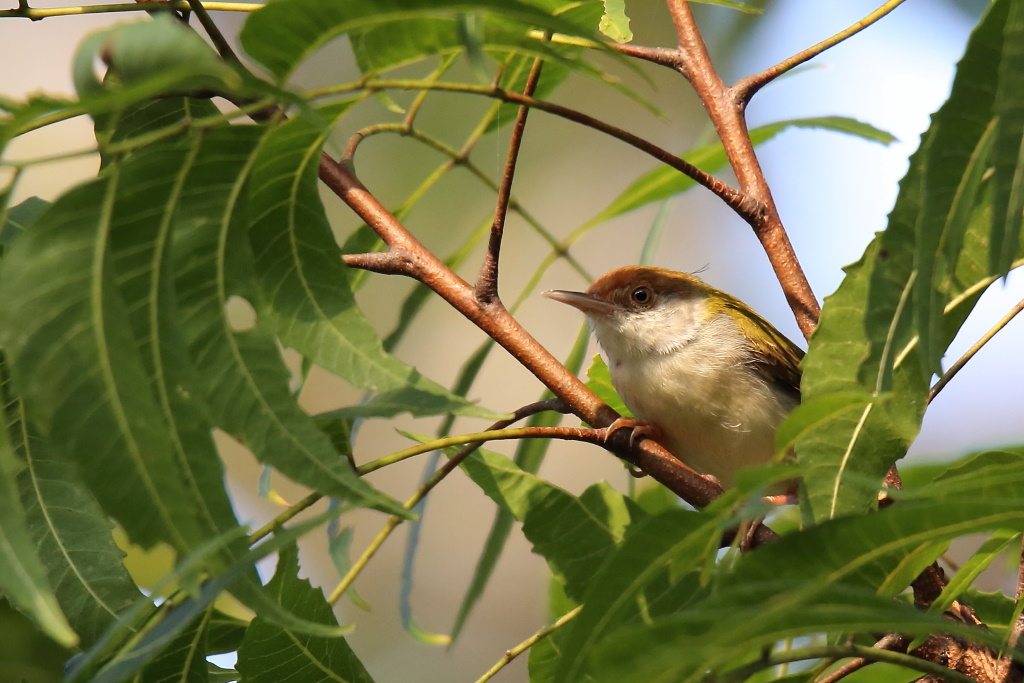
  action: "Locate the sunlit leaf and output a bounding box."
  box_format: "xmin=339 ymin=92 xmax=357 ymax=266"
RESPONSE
xmin=599 ymin=0 xmax=632 ymax=43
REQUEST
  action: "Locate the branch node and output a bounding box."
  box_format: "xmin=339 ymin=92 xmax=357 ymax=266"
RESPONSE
xmin=342 ymin=250 xmax=417 ymax=276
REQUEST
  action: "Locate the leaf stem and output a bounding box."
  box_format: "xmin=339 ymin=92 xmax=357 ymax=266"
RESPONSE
xmin=358 ymin=425 xmax=601 ymax=476
xmin=0 ymin=1 xmax=259 ymax=20
xmin=186 ymin=0 xmax=240 ymax=66
xmin=733 ymin=0 xmax=910 ymax=103
xmin=928 ymin=296 xmax=1024 ymax=403
xmin=720 ymin=641 xmax=977 ymax=683
xmin=473 ymin=605 xmax=582 ymax=683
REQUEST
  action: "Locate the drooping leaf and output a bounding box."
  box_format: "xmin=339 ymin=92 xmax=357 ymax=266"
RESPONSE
xmin=236 ymin=544 xmax=375 ymax=683
xmin=0 ymin=176 xmax=209 ymax=549
xmin=0 ymin=387 xmax=77 ymax=648
xmin=408 ymin=434 xmax=638 ymax=601
xmin=162 ymin=126 xmax=408 ymax=517
xmin=555 ymin=509 xmax=717 ymax=682
xmin=13 ymin=402 xmax=141 ymax=648
xmin=248 ymin=102 xmax=495 ymax=419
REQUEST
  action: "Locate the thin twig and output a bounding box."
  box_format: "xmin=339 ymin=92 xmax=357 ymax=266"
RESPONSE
xmin=327 ymin=400 xmax=569 ymax=605
xmin=358 ymin=424 xmax=607 ymax=475
xmin=815 ymin=634 xmax=906 ymax=683
xmin=185 ymin=0 xmax=239 ymax=65
xmin=308 ymin=79 xmax=747 ymax=213
xmin=734 ymin=0 xmax=910 ymax=104
xmin=0 ymin=1 xmax=259 ymax=20
xmin=928 ymin=296 xmax=1024 ymax=403
xmin=664 ymin=0 xmax=820 ymax=337
xmin=477 ymin=56 xmax=544 ymax=304
xmin=474 ymin=606 xmax=583 ymax=683
xmin=323 ymin=151 xmax=729 ymax=510
xmin=248 ymin=399 xmax=567 ymax=546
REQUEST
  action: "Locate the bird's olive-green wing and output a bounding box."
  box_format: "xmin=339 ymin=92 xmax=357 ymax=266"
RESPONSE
xmin=721 ymin=294 xmax=804 ymax=401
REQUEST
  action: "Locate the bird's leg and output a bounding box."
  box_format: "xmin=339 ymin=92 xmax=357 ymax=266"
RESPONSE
xmin=604 ymin=417 xmax=665 ymax=477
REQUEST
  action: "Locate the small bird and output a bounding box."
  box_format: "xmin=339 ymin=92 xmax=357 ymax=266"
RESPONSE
xmin=544 ymin=266 xmax=804 ymax=489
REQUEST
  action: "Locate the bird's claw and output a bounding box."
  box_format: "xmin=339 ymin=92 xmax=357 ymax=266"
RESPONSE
xmin=604 ymin=416 xmax=663 ymax=452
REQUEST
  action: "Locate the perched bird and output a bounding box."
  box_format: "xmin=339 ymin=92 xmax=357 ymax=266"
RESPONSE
xmin=544 ymin=266 xmax=804 ymax=489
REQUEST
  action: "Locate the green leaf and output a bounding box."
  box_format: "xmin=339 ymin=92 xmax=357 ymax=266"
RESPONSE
xmin=0 ymin=176 xmax=209 ymax=549
xmin=797 ymin=1 xmax=1024 ymax=520
xmin=961 ymin=587 xmax=1017 ymax=630
xmin=163 ymin=127 xmax=407 ymax=517
xmin=97 ymin=96 xmax=223 ymax=167
xmin=73 ymin=16 xmax=242 ymax=106
xmin=248 ymin=103 xmax=494 ymax=420
xmin=586 ymin=117 xmax=894 ymax=226
xmin=412 ymin=435 xmax=638 ymax=601
xmin=598 ymin=0 xmax=632 ymax=43
xmin=1 ymin=196 xmax=49 ymax=246
xmin=588 ymin=583 xmax=1000 ymax=683
xmin=450 ymin=323 xmax=590 ymax=642
xmin=555 ymin=510 xmax=718 ymax=682
xmin=236 ymin=544 xmax=375 ymax=683
xmin=735 ymin=451 xmax=1024 ymax=597
xmin=68 ymin=508 xmax=350 ymax=683
xmin=0 ymin=392 xmax=78 ymax=649
xmin=241 ymin=0 xmax=599 ymax=82
xmin=928 ymin=529 xmax=1019 ymax=617
xmin=774 ymin=391 xmax=875 ymax=456
xmin=139 ymin=607 xmax=212 ymax=683
xmin=990 ymin=0 xmax=1024 ymax=276
xmin=912 ymin=0 xmax=1008 ymax=375
xmin=584 ymin=354 xmax=631 ymax=418
xmin=13 ymin=403 xmax=141 ymax=648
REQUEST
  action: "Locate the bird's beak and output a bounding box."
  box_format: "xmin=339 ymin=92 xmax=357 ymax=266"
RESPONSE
xmin=542 ymin=289 xmax=618 ymax=316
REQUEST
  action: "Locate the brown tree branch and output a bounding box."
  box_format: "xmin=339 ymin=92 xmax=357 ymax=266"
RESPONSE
xmin=322 ymin=151 xmax=739 ymax=513
xmin=666 ymin=0 xmax=819 ymax=338
xmin=815 ymin=634 xmax=907 ymax=683
xmin=998 ymin=536 xmax=1024 ymax=681
xmin=476 ymin=56 xmax=544 ymax=304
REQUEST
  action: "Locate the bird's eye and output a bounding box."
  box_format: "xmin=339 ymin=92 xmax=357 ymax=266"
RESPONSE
xmin=631 ymin=286 xmax=651 ymax=304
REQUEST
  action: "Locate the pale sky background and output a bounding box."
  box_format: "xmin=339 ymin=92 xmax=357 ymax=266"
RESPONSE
xmin=3 ymin=1 xmax=1019 ymax=681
